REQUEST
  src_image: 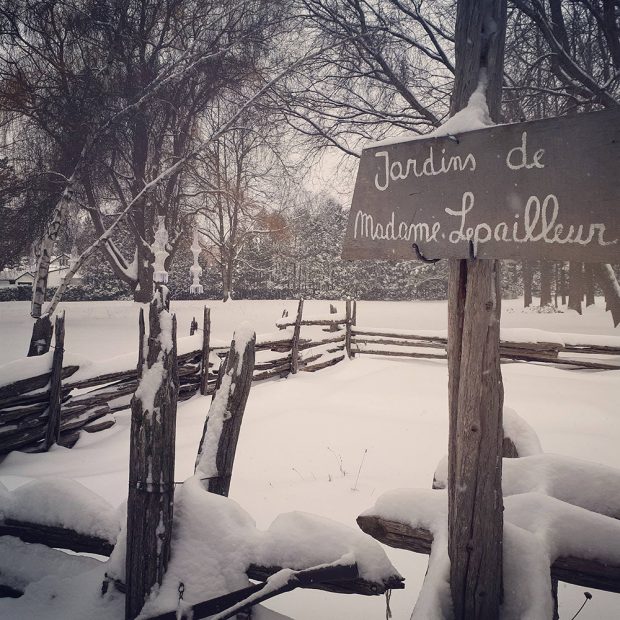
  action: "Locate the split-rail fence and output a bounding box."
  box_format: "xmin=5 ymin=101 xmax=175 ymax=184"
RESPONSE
xmin=1 ymin=299 xmax=618 ymax=456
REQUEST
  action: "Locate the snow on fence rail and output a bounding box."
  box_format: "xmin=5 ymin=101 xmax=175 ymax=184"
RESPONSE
xmin=1 ymin=299 xmax=618 ymax=456
xmin=0 ymin=300 xmax=348 ymax=455
xmin=352 ymin=326 xmax=620 ymax=370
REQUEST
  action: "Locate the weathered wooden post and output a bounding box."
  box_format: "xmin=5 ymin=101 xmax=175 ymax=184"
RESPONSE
xmin=447 ymin=2 xmax=506 ymax=618
xmin=42 ymin=311 xmax=65 ymax=450
xmin=195 ymin=325 xmax=256 ymax=496
xmin=290 ymin=299 xmax=304 ymax=374
xmin=345 ymin=298 xmax=353 ymax=359
xmin=199 ymin=306 xmax=211 ymax=395
xmin=125 ymin=287 xmax=179 ymax=620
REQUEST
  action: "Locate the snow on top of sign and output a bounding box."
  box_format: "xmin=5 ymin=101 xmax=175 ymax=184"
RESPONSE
xmin=0 ymin=478 xmax=120 ymax=542
xmin=366 ymin=73 xmax=493 ymax=149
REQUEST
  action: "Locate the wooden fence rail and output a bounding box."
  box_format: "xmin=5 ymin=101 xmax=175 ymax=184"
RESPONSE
xmin=0 ymin=302 xmax=351 ymax=456
xmin=352 ymin=328 xmax=620 ymax=370
xmin=1 ymin=300 xmax=618 ymax=456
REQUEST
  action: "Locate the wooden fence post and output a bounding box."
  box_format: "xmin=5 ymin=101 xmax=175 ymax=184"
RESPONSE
xmin=125 ymin=288 xmax=179 ymax=620
xmin=290 ymin=299 xmax=304 ymax=374
xmin=345 ymin=299 xmax=353 ymax=359
xmin=327 ymin=304 xmax=339 ymax=332
xmin=199 ymin=306 xmax=211 ymax=395
xmin=447 ymin=1 xmax=506 ymax=619
xmin=43 ymin=311 xmax=65 ymax=450
xmin=195 ymin=326 xmax=256 ymax=496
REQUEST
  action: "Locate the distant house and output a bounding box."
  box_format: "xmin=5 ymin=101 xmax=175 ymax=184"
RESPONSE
xmin=0 ymin=268 xmax=34 ymax=289
xmin=0 ymin=253 xmax=82 ymax=290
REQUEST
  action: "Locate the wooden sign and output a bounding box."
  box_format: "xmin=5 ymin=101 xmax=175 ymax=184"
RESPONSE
xmin=342 ymin=109 xmax=620 ymax=262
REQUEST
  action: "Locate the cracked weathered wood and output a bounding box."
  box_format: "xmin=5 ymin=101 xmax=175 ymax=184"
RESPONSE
xmin=125 ymin=289 xmax=178 ymax=620
xmin=357 ymin=515 xmax=620 ymax=594
xmin=447 ymin=1 xmax=506 ymax=618
xmin=195 ymin=328 xmax=255 ymax=497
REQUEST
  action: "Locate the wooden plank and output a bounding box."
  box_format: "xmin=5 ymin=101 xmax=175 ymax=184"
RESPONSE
xmin=342 ymin=107 xmax=620 ymax=262
xmin=353 ymin=329 xmax=448 ymax=343
xmin=355 ymin=349 xmax=446 ymax=360
xmin=300 ymin=355 xmax=345 ymax=373
xmin=354 ymin=338 xmax=446 ymax=349
xmin=0 ymin=519 xmax=114 ymax=556
xmin=247 ymin=563 xmax=404 ymax=596
xmin=277 ymin=318 xmax=348 ymax=328
xmin=357 ymin=515 xmax=620 ymax=593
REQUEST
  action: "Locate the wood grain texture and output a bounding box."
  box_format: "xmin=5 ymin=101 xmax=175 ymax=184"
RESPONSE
xmin=357 ymin=515 xmax=620 ymax=593
xmin=195 ymin=329 xmax=256 ymax=497
xmin=125 ymin=290 xmax=178 ymax=619
xmin=447 ymin=2 xmax=506 ymax=618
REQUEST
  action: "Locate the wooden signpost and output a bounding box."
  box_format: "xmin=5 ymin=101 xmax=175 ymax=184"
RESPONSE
xmin=342 ymin=109 xmax=620 ymax=263
xmin=340 ymin=1 xmax=618 ymax=619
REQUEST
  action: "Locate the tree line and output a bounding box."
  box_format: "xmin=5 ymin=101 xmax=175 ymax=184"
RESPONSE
xmin=0 ymin=0 xmax=618 ymax=348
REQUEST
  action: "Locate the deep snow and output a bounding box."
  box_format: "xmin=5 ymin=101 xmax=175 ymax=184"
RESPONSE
xmin=0 ymin=297 xmax=618 ymax=619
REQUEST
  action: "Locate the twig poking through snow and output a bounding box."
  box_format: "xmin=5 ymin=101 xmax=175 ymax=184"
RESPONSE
xmin=352 ymin=449 xmax=368 ymax=491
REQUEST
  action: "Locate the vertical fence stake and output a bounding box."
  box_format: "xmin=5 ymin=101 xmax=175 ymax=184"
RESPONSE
xmin=195 ymin=328 xmax=256 ymax=496
xmin=345 ymin=298 xmax=353 ymax=359
xmin=290 ymin=299 xmax=304 ymax=374
xmin=43 ymin=311 xmax=65 ymax=450
xmin=199 ymin=306 xmax=211 ymax=396
xmin=125 ymin=288 xmax=178 ymax=620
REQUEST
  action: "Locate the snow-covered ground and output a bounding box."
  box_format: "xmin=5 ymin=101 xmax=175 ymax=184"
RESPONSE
xmin=0 ymin=297 xmax=619 ymax=619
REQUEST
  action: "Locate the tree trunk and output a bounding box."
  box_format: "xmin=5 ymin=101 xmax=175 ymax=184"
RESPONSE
xmin=447 ymin=1 xmax=506 ymax=619
xmin=568 ymin=261 xmax=583 ymax=314
xmin=560 ymin=262 xmax=567 ymax=305
xmin=540 ymin=261 xmax=553 ymax=307
xmin=27 ymin=315 xmax=54 ymax=357
xmin=522 ymin=260 xmax=533 ymax=307
xmin=133 ymin=244 xmax=154 ymax=303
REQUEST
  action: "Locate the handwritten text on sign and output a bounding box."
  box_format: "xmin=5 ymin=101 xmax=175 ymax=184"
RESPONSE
xmin=341 ymin=109 xmax=620 ymax=262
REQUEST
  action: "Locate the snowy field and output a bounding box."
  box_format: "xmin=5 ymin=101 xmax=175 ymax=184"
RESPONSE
xmin=0 ymin=298 xmax=619 ymax=619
